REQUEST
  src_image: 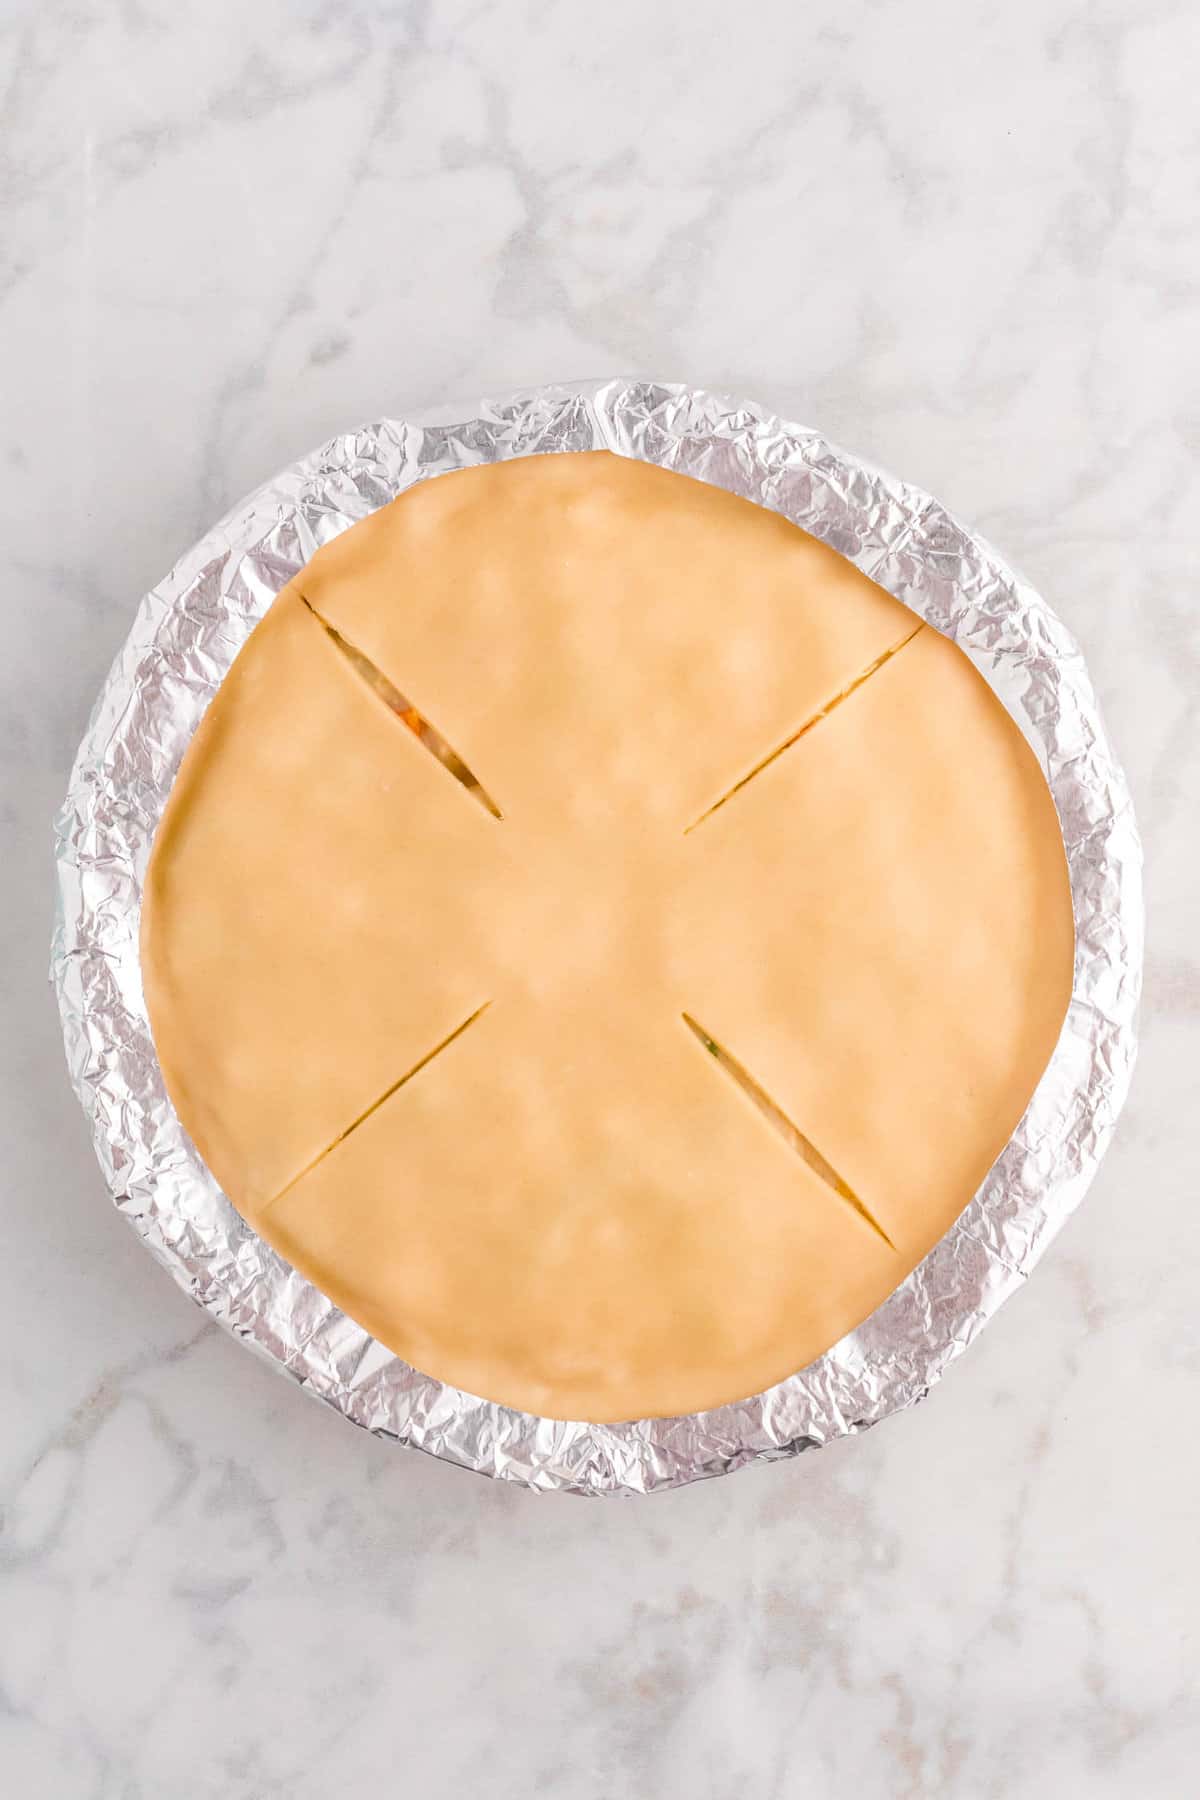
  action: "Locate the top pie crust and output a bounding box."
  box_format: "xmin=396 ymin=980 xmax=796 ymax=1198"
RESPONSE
xmin=140 ymin=451 xmax=1074 ymax=1421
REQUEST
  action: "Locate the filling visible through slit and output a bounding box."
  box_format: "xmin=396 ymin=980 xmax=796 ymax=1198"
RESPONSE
xmin=684 ymin=621 xmax=925 ymax=834
xmin=680 ymin=1012 xmax=897 ymax=1250
xmin=260 ymin=1002 xmax=491 ymax=1214
xmin=296 ymin=589 xmax=505 ymax=820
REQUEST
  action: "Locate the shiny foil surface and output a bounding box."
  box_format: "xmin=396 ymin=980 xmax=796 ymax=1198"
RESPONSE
xmin=50 ymin=381 xmax=1143 ymax=1495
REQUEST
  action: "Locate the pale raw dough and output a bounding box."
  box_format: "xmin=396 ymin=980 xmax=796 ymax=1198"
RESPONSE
xmin=141 ymin=450 xmax=1074 ymax=1421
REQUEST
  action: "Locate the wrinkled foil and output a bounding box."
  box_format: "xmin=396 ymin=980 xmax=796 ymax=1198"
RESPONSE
xmin=51 ymin=381 xmax=1143 ymax=1496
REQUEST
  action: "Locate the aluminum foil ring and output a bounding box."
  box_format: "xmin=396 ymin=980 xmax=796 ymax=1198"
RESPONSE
xmin=51 ymin=381 xmax=1143 ymax=1495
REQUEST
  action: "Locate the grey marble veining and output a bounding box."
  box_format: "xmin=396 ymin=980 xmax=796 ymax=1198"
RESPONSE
xmin=1 ymin=2 xmax=1197 ymax=1795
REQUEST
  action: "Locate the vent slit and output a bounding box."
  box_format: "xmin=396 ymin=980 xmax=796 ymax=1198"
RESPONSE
xmin=681 ymin=1011 xmax=897 ymax=1250
xmin=685 ymin=622 xmax=925 ymax=834
xmin=296 ymin=589 xmax=504 ymax=820
xmin=261 ymin=1002 xmax=491 ymax=1214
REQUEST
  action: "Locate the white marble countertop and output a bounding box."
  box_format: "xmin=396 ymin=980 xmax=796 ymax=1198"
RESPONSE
xmin=3 ymin=3 xmax=1198 ymax=1794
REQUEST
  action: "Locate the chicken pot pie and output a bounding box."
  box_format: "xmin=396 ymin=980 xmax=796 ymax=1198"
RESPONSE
xmin=141 ymin=451 xmax=1074 ymax=1421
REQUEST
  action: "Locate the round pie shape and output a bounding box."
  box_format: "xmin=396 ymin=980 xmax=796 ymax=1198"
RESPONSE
xmin=140 ymin=450 xmax=1075 ymax=1421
